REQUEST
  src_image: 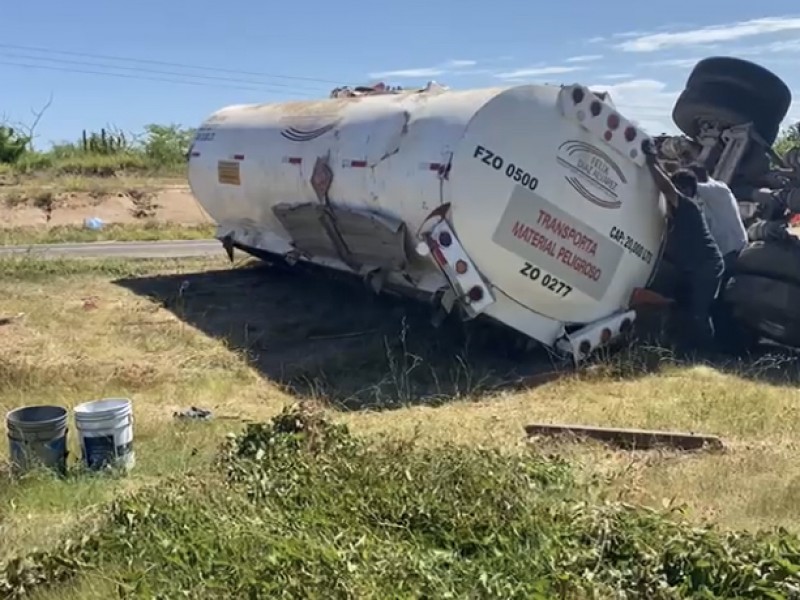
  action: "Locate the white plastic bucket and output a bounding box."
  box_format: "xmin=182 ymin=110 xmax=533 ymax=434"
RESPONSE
xmin=73 ymin=398 xmax=135 ymax=471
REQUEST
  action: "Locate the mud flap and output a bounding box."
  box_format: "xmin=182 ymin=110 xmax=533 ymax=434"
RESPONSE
xmin=221 ymin=234 xmax=235 ymax=262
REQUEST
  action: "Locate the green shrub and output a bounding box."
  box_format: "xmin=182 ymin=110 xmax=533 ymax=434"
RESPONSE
xmin=3 ymin=405 xmax=800 ymax=599
xmin=0 ymin=126 xmax=29 ymax=164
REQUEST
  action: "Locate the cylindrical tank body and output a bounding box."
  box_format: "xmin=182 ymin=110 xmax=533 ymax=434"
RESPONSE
xmin=189 ymin=83 xmax=665 ymax=333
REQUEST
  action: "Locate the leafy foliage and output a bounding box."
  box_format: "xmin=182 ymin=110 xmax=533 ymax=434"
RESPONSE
xmin=0 ymin=122 xmax=195 ymax=176
xmin=774 ymin=122 xmax=800 ymax=157
xmin=3 ymin=405 xmax=800 ymax=598
xmin=0 ymin=126 xmax=29 ymax=164
xmin=140 ymin=123 xmax=194 ymax=168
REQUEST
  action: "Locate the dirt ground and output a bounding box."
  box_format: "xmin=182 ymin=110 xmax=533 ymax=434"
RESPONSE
xmin=0 ymin=184 xmax=213 ymax=229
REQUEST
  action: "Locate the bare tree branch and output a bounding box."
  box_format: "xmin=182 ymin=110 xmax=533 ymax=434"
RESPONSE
xmin=21 ymin=93 xmax=54 ymax=150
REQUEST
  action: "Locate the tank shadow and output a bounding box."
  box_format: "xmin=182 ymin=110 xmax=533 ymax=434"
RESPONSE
xmin=114 ymin=261 xmax=800 ymax=411
xmin=113 ymin=261 xmax=569 ymax=411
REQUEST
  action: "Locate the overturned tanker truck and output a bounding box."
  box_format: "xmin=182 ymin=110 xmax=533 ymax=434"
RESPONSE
xmin=187 ymin=57 xmax=799 ymax=361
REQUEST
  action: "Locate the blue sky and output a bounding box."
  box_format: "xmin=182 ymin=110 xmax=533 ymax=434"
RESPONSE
xmin=3 ymin=1 xmax=800 ymax=149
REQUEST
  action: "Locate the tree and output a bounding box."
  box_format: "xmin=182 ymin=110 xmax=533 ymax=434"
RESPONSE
xmin=140 ymin=124 xmax=195 ymax=167
xmin=773 ymin=122 xmax=800 ymax=157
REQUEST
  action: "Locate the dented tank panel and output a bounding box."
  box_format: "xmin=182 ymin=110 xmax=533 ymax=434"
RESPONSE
xmin=188 ymin=83 xmax=665 ymax=347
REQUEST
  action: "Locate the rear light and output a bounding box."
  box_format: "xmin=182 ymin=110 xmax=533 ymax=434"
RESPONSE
xmin=455 ymin=260 xmax=468 ymax=274
xmin=558 ymin=84 xmax=650 ymax=168
xmin=438 ymin=231 xmax=452 ymax=247
xmin=468 ymin=286 xmax=484 ymax=302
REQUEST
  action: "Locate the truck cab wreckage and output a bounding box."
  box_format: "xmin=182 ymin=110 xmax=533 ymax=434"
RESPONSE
xmin=652 ymin=57 xmax=800 ymax=350
xmin=187 ymin=57 xmax=800 ymax=361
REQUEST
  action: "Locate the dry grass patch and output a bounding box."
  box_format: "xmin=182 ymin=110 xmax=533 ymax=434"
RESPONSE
xmin=345 ymin=354 xmax=800 ymax=532
xmin=0 ymin=174 xmax=184 ymax=199
xmin=2 ymin=254 xmax=800 ymax=573
xmin=0 ymin=256 xmax=290 ymax=560
xmin=0 ymin=223 xmax=215 ymax=246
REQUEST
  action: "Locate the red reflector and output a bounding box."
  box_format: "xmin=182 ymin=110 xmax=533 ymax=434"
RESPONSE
xmin=590 ymin=101 xmax=602 ymax=117
xmin=430 ymin=244 xmax=447 ymax=266
xmin=607 ymin=114 xmax=620 ymax=130
xmin=624 ymin=127 xmax=637 ymax=142
xmin=467 ymin=286 xmax=484 ymax=302
xmin=350 ymin=160 xmax=367 ymax=168
xmin=455 ymin=259 xmax=468 ymax=274
xmin=233 ymin=154 xmax=245 ymax=160
xmin=604 ymin=130 xmax=613 ymax=141
xmin=438 ymin=231 xmax=452 ymax=247
xmin=572 ymin=87 xmax=585 ymax=104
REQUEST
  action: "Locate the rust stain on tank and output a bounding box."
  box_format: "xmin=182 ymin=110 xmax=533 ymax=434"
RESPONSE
xmin=276 ymin=97 xmax=359 ymax=116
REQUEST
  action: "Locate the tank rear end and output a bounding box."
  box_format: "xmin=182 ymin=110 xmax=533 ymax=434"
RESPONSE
xmin=442 ymin=83 xmax=666 ymax=357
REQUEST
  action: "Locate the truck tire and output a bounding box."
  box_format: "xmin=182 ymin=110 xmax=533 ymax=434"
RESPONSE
xmin=734 ymin=241 xmax=800 ymax=286
xmin=723 ymin=274 xmax=800 ymax=347
xmin=672 ymin=83 xmax=784 ymax=144
xmin=686 ymin=57 xmax=792 ymax=115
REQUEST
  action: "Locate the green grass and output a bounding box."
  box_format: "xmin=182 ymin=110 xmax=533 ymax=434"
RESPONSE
xmin=0 ymin=153 xmax=185 ymax=179
xmin=4 ymin=406 xmax=800 ymax=599
xmin=3 ymin=257 xmax=800 ymax=597
xmin=0 ymin=223 xmax=215 ymax=246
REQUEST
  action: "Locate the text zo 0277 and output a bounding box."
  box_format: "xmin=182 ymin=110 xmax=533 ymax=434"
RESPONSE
xmin=519 ymin=262 xmax=573 ymax=298
xmin=473 ymin=145 xmax=539 ymax=191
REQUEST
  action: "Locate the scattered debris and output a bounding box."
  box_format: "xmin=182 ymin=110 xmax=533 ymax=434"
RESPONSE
xmin=173 ymin=406 xmax=213 ymax=421
xmin=0 ymin=313 xmax=24 ymax=327
xmin=81 ymin=297 xmax=100 ymax=311
xmin=83 ymin=216 xmax=105 ymax=230
xmin=524 ymin=422 xmax=724 ymax=452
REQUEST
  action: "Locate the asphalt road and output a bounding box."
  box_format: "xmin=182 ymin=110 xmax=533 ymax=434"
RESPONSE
xmin=0 ymin=239 xmax=222 ymax=260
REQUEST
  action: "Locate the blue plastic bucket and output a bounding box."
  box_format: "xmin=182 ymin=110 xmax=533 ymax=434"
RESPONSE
xmin=6 ymin=405 xmax=69 ymax=475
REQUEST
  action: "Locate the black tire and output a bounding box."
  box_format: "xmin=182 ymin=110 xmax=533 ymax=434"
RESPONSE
xmin=686 ymin=58 xmax=791 ymax=115
xmin=734 ymin=240 xmax=800 ymax=285
xmin=672 ymin=82 xmax=784 ymax=144
xmin=723 ymin=274 xmax=800 ymax=347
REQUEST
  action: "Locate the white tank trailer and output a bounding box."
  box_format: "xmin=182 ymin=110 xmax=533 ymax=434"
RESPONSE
xmin=188 ymin=82 xmax=667 ymax=361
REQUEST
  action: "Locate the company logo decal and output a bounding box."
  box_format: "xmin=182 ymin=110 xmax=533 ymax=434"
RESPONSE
xmin=280 ymin=120 xmax=340 ymax=142
xmin=556 ymin=140 xmax=627 ymax=209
